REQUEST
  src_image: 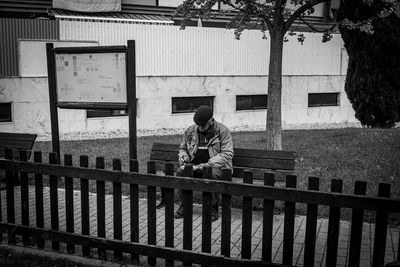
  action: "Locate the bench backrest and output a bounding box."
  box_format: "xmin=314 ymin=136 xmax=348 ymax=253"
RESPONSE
xmin=150 ymin=142 xmax=296 ymax=177
xmin=0 ymin=132 xmax=37 ymax=159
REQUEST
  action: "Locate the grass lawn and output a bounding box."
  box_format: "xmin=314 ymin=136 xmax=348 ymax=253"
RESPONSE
xmin=32 ymin=127 xmax=400 ymax=221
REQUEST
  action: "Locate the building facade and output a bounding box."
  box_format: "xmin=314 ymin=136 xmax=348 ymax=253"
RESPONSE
xmin=0 ymin=0 xmax=357 ymax=137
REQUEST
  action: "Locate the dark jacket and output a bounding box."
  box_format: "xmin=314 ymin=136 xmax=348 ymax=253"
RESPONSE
xmin=178 ymin=120 xmax=234 ymax=169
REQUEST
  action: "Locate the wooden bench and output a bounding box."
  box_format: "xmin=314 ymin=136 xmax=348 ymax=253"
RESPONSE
xmin=0 ymin=132 xmax=37 ymax=160
xmin=150 ymin=142 xmax=296 ymax=180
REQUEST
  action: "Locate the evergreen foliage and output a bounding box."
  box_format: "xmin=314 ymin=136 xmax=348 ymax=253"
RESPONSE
xmin=337 ymin=0 xmax=400 ymax=128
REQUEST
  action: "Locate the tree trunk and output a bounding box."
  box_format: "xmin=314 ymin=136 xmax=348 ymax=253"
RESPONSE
xmin=266 ymin=29 xmax=284 ymax=150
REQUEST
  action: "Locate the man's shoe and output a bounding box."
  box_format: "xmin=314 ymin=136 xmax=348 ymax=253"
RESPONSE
xmin=174 ymin=205 xmax=184 ymax=219
xmin=211 ymin=209 xmax=218 ymax=222
xmin=156 ymin=200 xmax=165 ymax=209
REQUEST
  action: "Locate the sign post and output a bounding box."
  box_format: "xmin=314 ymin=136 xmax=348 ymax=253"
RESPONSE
xmin=46 ymin=41 xmax=137 ymax=161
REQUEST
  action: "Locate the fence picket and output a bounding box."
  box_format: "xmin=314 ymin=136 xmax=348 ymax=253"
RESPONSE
xmin=147 ymin=161 xmax=157 ymax=266
xmin=49 ymin=152 xmax=59 ymax=251
xmin=96 ymin=157 xmax=106 ymax=259
xmin=348 ymin=181 xmax=367 ymax=267
xmin=130 ymin=159 xmax=139 ymax=263
xmin=113 ymin=159 xmax=123 ymax=260
xmin=19 ymin=150 xmax=29 ymax=246
xmin=202 ymin=166 xmax=212 ymax=258
xmin=221 ymin=168 xmax=232 ymax=258
xmin=398 ymin=233 xmax=400 ymax=262
xmin=34 ymin=151 xmax=44 ymax=248
xmin=183 ymin=164 xmax=194 ymax=266
xmin=262 ymin=172 xmax=275 ymax=262
xmin=283 ymin=175 xmax=297 ymax=265
xmin=303 ymin=176 xmax=319 ymax=267
xmin=80 ymin=155 xmax=90 ymax=257
xmin=64 ymin=154 xmax=75 ymax=254
xmin=326 ymin=179 xmax=343 ymax=267
xmin=164 ymin=162 xmax=175 ymax=267
xmin=5 ymin=149 xmax=15 ymax=244
xmin=372 ymin=183 xmax=391 ymax=267
xmin=242 ymin=170 xmax=253 ymax=259
xmin=0 ymin=188 xmax=1 ymax=243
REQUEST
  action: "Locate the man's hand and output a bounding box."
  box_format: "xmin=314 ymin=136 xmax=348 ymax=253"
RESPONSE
xmin=179 ymin=155 xmax=190 ymax=166
xmin=193 ymin=164 xmax=206 ymax=171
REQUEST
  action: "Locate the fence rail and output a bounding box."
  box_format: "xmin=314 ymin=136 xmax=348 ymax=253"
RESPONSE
xmin=0 ymin=149 xmax=399 ymax=267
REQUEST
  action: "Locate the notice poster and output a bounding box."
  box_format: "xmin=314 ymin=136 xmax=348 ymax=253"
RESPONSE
xmin=55 ymin=52 xmax=126 ymax=103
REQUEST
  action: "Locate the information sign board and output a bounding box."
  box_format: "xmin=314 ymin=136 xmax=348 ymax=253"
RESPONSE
xmin=55 ymin=51 xmax=126 ymax=103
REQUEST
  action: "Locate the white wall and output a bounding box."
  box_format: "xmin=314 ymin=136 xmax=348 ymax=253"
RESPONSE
xmin=0 ymin=75 xmax=358 ymax=135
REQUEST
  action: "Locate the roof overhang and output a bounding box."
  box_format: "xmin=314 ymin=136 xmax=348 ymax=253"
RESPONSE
xmin=49 ymin=8 xmax=173 ymax=24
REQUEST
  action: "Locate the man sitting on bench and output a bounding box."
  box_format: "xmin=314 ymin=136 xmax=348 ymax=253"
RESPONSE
xmin=174 ymin=105 xmax=234 ymax=222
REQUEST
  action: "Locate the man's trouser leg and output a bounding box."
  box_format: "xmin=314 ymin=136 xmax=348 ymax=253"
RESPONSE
xmin=210 ymin=168 xmax=222 ymax=212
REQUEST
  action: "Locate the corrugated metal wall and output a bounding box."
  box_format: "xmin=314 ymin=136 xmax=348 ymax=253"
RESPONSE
xmin=0 ymin=18 xmax=59 ymax=77
xmin=60 ymin=19 xmax=344 ymax=77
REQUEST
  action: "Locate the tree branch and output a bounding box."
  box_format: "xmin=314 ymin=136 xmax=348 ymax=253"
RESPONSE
xmin=298 ymin=17 xmax=336 ymax=33
xmin=284 ymin=0 xmax=330 ymax=33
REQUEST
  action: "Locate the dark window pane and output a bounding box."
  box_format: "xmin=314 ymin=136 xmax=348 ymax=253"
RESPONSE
xmin=308 ymin=93 xmax=339 ymax=107
xmin=172 ymin=98 xmax=192 ymax=113
xmin=192 ymin=97 xmax=213 ymax=110
xmin=252 ymin=95 xmax=268 ymax=109
xmin=87 ymin=109 xmax=128 ymax=118
xmin=236 ymin=96 xmax=252 ymax=110
xmin=236 ymin=95 xmax=267 ymax=110
xmin=0 ymin=103 xmax=12 ymax=122
xmin=172 ymin=97 xmax=213 ymax=113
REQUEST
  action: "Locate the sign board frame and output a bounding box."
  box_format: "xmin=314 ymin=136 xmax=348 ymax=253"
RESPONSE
xmin=53 ymin=45 xmax=128 ymax=109
xmin=46 ymin=41 xmax=137 ymax=161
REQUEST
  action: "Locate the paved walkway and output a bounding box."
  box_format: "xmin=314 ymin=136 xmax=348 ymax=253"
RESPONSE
xmin=1 ymin=186 xmax=399 ymax=267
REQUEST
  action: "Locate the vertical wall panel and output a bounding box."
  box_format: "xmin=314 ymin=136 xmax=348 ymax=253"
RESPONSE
xmin=59 ymin=19 xmax=344 ymax=77
xmin=0 ymin=18 xmax=59 ymax=77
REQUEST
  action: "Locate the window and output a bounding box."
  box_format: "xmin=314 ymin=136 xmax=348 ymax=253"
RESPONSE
xmin=172 ymin=97 xmax=213 ymax=114
xmin=308 ymin=93 xmax=340 ymax=107
xmin=0 ymin=103 xmax=12 ymax=122
xmin=87 ymin=109 xmax=128 ymax=118
xmin=236 ymin=95 xmax=268 ymax=111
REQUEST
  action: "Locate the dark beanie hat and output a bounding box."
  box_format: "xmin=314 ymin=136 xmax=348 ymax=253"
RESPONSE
xmin=193 ymin=105 xmax=213 ymax=125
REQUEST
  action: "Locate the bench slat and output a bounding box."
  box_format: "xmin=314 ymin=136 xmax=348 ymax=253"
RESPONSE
xmin=0 ymin=140 xmax=36 ymax=150
xmin=152 ymin=143 xmax=179 ymax=152
xmin=150 ymin=151 xmax=177 ymax=162
xmin=0 ymin=132 xmax=37 ymax=142
xmin=234 ymin=148 xmax=295 ymax=160
xmin=233 ymin=156 xmax=295 ymax=171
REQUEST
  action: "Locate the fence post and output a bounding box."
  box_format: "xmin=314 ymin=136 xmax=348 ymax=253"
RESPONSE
xmin=326 ymin=179 xmax=343 ymax=267
xmin=164 ymin=162 xmax=175 ymax=267
xmin=242 ymin=170 xmax=253 ymax=259
xmin=262 ymin=171 xmax=275 ymax=262
xmin=183 ymin=164 xmax=194 ymax=266
xmin=282 ymin=175 xmax=297 ymax=265
xmin=34 ymin=151 xmax=44 ymax=249
xmin=64 ymin=154 xmax=75 ymax=254
xmin=202 ymin=166 xmax=212 ymax=259
xmin=303 ymin=176 xmax=319 ymax=267
xmin=96 ymin=157 xmax=106 ymax=259
xmin=348 ymin=181 xmax=367 ymax=267
xmin=147 ymin=161 xmax=157 ymax=266
xmin=113 ymin=158 xmax=123 ymax=260
xmin=221 ymin=168 xmax=232 ymax=258
xmin=80 ymin=155 xmax=90 ymax=257
xmin=5 ymin=148 xmax=15 ymax=244
xmin=130 ymin=159 xmax=139 ymax=263
xmin=19 ymin=150 xmax=30 ymax=246
xmin=49 ymin=152 xmax=59 ymax=251
xmin=372 ymin=183 xmax=391 ymax=267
